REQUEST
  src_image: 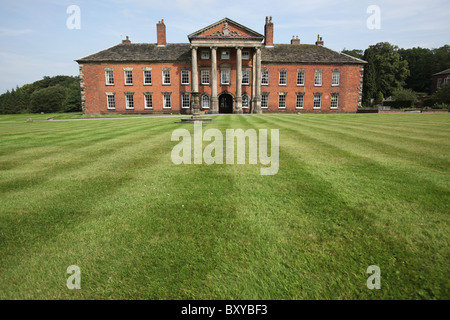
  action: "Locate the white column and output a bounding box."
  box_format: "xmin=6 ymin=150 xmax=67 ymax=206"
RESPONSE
xmin=191 ymin=46 xmax=199 ymax=93
xmin=211 ymin=47 xmax=218 ymax=113
xmin=235 ymin=47 xmax=243 ymax=113
xmin=251 ymin=50 xmax=256 ymax=112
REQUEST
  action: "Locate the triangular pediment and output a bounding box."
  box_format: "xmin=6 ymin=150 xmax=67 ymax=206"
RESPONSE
xmin=188 ymin=18 xmax=264 ymax=41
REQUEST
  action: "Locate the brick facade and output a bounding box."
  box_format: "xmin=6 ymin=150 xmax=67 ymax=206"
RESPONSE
xmin=77 ymin=17 xmax=366 ymax=114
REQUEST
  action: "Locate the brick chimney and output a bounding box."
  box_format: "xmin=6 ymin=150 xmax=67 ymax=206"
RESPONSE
xmin=291 ymin=35 xmax=300 ymax=45
xmin=122 ymin=36 xmax=131 ymax=44
xmin=315 ymin=34 xmax=324 ymax=46
xmin=157 ymin=19 xmax=166 ymax=47
xmin=264 ymin=16 xmax=274 ymax=47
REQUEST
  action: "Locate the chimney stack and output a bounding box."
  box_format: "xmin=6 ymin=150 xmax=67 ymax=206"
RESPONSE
xmin=315 ymin=34 xmax=324 ymax=46
xmin=157 ymin=19 xmax=166 ymax=47
xmin=122 ymin=36 xmax=131 ymax=44
xmin=264 ymin=16 xmax=274 ymax=47
xmin=291 ymin=35 xmax=300 ymax=45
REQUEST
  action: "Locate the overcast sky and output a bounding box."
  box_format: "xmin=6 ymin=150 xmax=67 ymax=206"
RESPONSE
xmin=0 ymin=0 xmax=449 ymax=94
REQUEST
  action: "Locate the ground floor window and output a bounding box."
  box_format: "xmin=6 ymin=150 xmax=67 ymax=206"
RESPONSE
xmin=278 ymin=93 xmax=286 ymax=109
xmin=144 ymin=93 xmax=153 ymax=109
xmin=125 ymin=94 xmax=134 ymax=109
xmin=107 ymin=94 xmax=115 ymax=109
xmin=163 ymin=93 xmax=171 ymax=109
xmin=182 ymin=93 xmax=190 ymax=109
xmin=202 ymin=94 xmax=210 ymax=109
xmin=261 ymin=94 xmax=269 ymax=109
xmin=296 ymin=93 xmax=304 ymax=109
xmin=331 ymin=93 xmax=339 ymax=109
xmin=313 ymin=93 xmax=322 ymax=109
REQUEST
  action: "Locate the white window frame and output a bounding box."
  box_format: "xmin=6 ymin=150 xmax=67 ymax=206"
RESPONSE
xmin=106 ymin=94 xmax=115 ymax=110
xmin=201 ymin=69 xmax=210 ymax=85
xmin=313 ymin=93 xmax=322 ymax=109
xmin=181 ymin=70 xmax=190 ymax=85
xmin=162 ymin=69 xmax=171 ymax=85
xmin=181 ymin=93 xmax=190 ymax=109
xmin=331 ymin=93 xmax=339 ymax=109
xmin=163 ymin=93 xmax=171 ymax=109
xmin=242 ymin=94 xmax=249 ymax=109
xmin=278 ymin=93 xmax=286 ymax=109
xmin=242 ymin=70 xmax=250 ymax=85
xmin=201 ymin=94 xmax=210 ymax=109
xmin=261 ymin=70 xmax=269 ymax=85
xmin=314 ymin=70 xmax=322 ymax=86
xmin=125 ymin=94 xmax=134 ymax=109
xmin=332 ymin=70 xmax=340 ymax=86
xmin=296 ymin=93 xmax=304 ymax=109
xmin=279 ymin=70 xmax=287 ymax=86
xmin=143 ymin=70 xmax=152 ymax=85
xmin=144 ymin=93 xmax=153 ymax=109
xmin=105 ymin=70 xmax=114 ymax=85
xmin=242 ymin=51 xmax=250 ymax=60
xmin=124 ymin=70 xmax=133 ymax=86
xmin=261 ymin=94 xmax=269 ymax=109
xmin=297 ymin=70 xmax=304 ymax=86
xmin=221 ymin=69 xmax=231 ymax=85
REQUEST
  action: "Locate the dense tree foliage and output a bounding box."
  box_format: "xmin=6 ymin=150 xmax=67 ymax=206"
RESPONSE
xmin=399 ymin=45 xmax=450 ymax=93
xmin=0 ymin=75 xmax=81 ymax=114
xmin=344 ymin=44 xmax=449 ymax=106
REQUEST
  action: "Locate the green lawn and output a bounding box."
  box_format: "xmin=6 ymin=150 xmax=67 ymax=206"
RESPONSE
xmin=0 ymin=112 xmax=182 ymax=122
xmin=0 ymin=113 xmax=448 ymax=299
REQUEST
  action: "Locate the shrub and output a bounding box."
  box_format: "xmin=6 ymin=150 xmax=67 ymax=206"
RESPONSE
xmin=383 ymin=100 xmax=414 ymax=108
xmin=393 ymin=88 xmax=418 ymax=105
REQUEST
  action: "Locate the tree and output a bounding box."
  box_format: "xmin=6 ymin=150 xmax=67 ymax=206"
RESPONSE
xmin=342 ymin=48 xmax=364 ymax=59
xmin=63 ymin=82 xmax=82 ymax=112
xmin=30 ymin=85 xmax=66 ymax=113
xmin=362 ymin=42 xmax=410 ymax=105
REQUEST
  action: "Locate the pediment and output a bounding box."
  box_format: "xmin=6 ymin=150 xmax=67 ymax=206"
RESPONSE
xmin=188 ymin=18 xmax=264 ymax=41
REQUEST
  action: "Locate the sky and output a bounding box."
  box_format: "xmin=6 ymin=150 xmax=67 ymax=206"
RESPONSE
xmin=0 ymin=0 xmax=449 ymax=94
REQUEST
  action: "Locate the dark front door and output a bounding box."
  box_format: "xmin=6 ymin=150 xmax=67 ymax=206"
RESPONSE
xmin=219 ymin=94 xmax=233 ymax=114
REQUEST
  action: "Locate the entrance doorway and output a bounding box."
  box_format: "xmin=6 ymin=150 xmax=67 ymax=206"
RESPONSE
xmin=219 ymin=94 xmax=233 ymax=114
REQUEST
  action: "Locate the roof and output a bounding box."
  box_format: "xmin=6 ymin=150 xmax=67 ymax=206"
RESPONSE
xmin=262 ymin=44 xmax=366 ymax=64
xmin=433 ymin=68 xmax=450 ymax=76
xmin=76 ymin=43 xmax=191 ymax=63
xmin=76 ymin=42 xmax=366 ymax=65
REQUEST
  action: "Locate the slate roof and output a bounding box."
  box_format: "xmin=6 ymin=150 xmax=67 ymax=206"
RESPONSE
xmin=76 ymin=43 xmax=192 ymax=63
xmin=262 ymin=44 xmax=366 ymax=64
xmin=76 ymin=42 xmax=366 ymax=65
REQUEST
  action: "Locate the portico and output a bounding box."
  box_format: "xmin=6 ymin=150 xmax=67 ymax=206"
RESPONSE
xmin=188 ymin=18 xmax=264 ymax=114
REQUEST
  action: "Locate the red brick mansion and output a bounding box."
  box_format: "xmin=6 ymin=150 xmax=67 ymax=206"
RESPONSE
xmin=76 ymin=17 xmax=366 ymax=114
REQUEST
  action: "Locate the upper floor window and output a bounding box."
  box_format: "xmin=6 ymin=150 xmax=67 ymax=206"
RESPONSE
xmin=181 ymin=70 xmax=190 ymax=85
xmin=332 ymin=70 xmax=340 ymax=86
xmin=124 ymin=70 xmax=133 ymax=85
xmin=262 ymin=70 xmax=269 ymax=85
xmin=297 ymin=69 xmax=305 ymax=86
xmin=221 ymin=50 xmax=230 ymax=60
xmin=242 ymin=70 xmax=250 ymax=85
xmin=201 ymin=51 xmax=210 ymax=60
xmin=162 ymin=69 xmax=171 ymax=85
xmin=242 ymin=51 xmax=250 ymax=60
xmin=221 ymin=69 xmax=230 ymax=85
xmin=143 ymin=70 xmax=152 ymax=85
xmin=314 ymin=70 xmax=322 ymax=86
xmin=105 ymin=70 xmax=114 ymax=85
xmin=201 ymin=69 xmax=210 ymax=85
xmin=279 ymin=70 xmax=287 ymax=85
